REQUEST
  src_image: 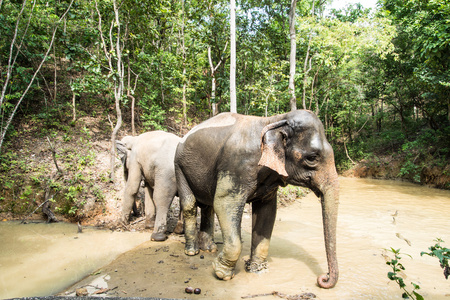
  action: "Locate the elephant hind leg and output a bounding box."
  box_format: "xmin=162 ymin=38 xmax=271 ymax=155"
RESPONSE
xmin=121 ymin=168 xmax=142 ymax=225
xmin=173 ymin=202 xmax=184 ymax=234
xmin=175 ymin=165 xmax=199 ymax=256
xmin=198 ymin=206 xmax=217 ymax=252
xmin=143 ymin=183 xmax=155 ymax=229
xmin=181 ymin=194 xmax=199 ymax=255
xmin=150 ymin=177 xmax=176 ymax=242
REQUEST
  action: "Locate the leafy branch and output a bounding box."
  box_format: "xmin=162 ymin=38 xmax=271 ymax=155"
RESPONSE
xmin=385 ymin=248 xmax=423 ymax=300
xmin=421 ymin=238 xmax=450 ymax=280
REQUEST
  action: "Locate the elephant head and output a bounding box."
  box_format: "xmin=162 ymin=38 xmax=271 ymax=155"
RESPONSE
xmin=258 ymin=110 xmax=339 ymax=289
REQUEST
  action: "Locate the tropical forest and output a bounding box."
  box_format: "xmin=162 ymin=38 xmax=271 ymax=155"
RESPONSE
xmin=0 ymin=0 xmax=449 ymax=223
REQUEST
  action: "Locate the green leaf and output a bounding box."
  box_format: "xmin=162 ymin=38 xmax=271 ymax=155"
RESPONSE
xmin=413 ymin=291 xmax=424 ymax=300
xmin=387 ymin=272 xmax=396 ymax=280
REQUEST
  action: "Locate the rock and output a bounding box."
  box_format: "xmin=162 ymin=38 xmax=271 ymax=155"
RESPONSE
xmin=76 ymin=287 xmax=88 ymax=296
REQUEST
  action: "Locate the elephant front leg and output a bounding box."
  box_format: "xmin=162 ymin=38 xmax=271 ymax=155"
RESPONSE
xmin=213 ymin=184 xmax=246 ymax=280
xmin=198 ymin=206 xmax=217 ymax=252
xmin=246 ymin=196 xmax=277 ymax=273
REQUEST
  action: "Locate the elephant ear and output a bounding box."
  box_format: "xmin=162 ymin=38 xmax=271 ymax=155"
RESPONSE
xmin=258 ymin=120 xmax=291 ymax=177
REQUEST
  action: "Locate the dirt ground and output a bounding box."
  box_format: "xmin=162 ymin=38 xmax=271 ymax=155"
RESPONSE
xmin=58 ymin=202 xmax=318 ymax=300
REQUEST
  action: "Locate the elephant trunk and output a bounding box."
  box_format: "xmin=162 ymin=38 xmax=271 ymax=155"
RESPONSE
xmin=316 ymin=171 xmax=339 ymax=289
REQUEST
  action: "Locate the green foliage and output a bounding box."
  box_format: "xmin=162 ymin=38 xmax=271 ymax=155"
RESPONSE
xmin=330 ymin=3 xmax=371 ymax=22
xmin=421 ymin=238 xmax=450 ymax=280
xmin=57 ymin=184 xmax=83 ymax=215
xmin=277 ymin=185 xmax=309 ymax=207
xmin=385 ymin=239 xmax=450 ymax=299
xmin=385 ymin=248 xmax=424 ymax=300
xmin=140 ymin=102 xmax=167 ymax=131
xmin=397 ymin=127 xmax=450 ymax=183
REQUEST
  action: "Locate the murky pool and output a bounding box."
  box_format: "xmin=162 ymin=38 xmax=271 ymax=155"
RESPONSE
xmin=1 ymin=177 xmax=450 ymax=299
xmin=0 ymin=222 xmax=148 ymax=299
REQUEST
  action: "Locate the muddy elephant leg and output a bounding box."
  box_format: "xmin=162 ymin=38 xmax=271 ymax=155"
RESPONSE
xmin=151 ymin=178 xmax=176 ymax=241
xmin=213 ymin=198 xmax=245 ymax=280
xmin=173 ymin=198 xmax=184 ymax=234
xmin=182 ymin=194 xmax=198 ymax=255
xmin=246 ymin=194 xmax=277 ymax=273
xmin=121 ymin=168 xmax=142 ymax=225
xmin=212 ymin=176 xmax=246 ymax=280
xmin=198 ymin=206 xmax=217 ymax=252
xmin=175 ymin=166 xmax=199 ymax=255
xmin=144 ymin=183 xmax=155 ymax=229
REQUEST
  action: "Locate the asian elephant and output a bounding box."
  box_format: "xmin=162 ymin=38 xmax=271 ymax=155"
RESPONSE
xmin=174 ymin=110 xmax=339 ymax=289
xmin=116 ymin=131 xmax=183 ymax=241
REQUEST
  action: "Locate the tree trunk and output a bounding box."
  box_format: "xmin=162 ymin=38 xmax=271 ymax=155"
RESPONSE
xmin=288 ymin=0 xmax=297 ymax=111
xmin=127 ymin=63 xmax=137 ymax=136
xmin=209 ymin=48 xmax=218 ymax=116
xmin=208 ymin=42 xmax=228 ymax=117
xmin=302 ymin=1 xmax=315 ymax=110
xmin=108 ymin=0 xmax=124 ymax=182
xmin=53 ymin=42 xmax=57 ymax=102
xmin=230 ymin=0 xmax=237 ymax=113
xmin=181 ymin=0 xmax=187 ymax=127
xmin=72 ymin=89 xmax=76 ymax=122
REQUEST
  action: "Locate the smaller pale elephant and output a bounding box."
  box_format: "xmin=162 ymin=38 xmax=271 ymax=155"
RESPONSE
xmin=116 ymin=131 xmax=183 ymax=241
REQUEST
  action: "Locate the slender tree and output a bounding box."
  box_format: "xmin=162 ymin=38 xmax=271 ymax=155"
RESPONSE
xmin=288 ymin=0 xmax=297 ymax=111
xmin=208 ymin=42 xmax=228 ymax=116
xmin=181 ymin=0 xmax=187 ymax=127
xmin=230 ymin=0 xmax=237 ymax=113
xmin=302 ymin=0 xmax=314 ymax=110
xmin=94 ymin=0 xmax=126 ymax=181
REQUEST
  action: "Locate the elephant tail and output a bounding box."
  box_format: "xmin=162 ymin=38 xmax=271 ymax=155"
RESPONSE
xmin=116 ymin=140 xmax=129 ymax=166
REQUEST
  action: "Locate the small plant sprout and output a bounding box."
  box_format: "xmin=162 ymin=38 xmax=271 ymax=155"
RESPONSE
xmin=385 ymin=248 xmax=423 ymax=300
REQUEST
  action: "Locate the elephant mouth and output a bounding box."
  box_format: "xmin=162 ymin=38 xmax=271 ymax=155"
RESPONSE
xmin=285 ymin=172 xmax=316 ymax=191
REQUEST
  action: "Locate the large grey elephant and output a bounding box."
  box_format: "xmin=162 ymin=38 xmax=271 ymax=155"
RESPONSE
xmin=174 ymin=110 xmax=339 ymax=289
xmin=116 ymin=131 xmax=183 ymax=241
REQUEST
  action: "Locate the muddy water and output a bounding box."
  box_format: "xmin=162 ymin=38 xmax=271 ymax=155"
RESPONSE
xmin=0 ymin=222 xmax=148 ymax=299
xmin=2 ymin=177 xmax=450 ymax=299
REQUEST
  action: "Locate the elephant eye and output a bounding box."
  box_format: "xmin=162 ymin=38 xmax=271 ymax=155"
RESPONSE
xmin=304 ymin=153 xmax=319 ymax=168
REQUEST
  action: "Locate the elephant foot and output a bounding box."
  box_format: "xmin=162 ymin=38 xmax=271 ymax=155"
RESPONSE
xmin=173 ymin=221 xmax=184 ymax=234
xmin=198 ymin=231 xmax=217 ymax=253
xmin=244 ymin=258 xmax=269 ymax=274
xmin=151 ymin=226 xmax=167 ymax=241
xmin=145 ymin=217 xmax=155 ymax=229
xmin=212 ymin=254 xmax=236 ymax=281
xmin=120 ymin=214 xmax=130 ymax=226
xmin=184 ymin=243 xmax=199 ymax=256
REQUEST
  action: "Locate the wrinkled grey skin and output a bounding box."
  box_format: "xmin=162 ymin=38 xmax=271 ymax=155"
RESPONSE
xmin=116 ymin=131 xmax=183 ymax=241
xmin=174 ymin=110 xmax=339 ymax=288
